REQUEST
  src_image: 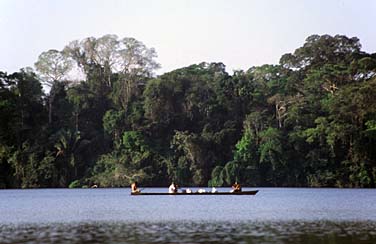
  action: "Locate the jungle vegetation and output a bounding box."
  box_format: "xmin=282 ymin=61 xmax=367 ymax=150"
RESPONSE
xmin=1 ymin=34 xmax=376 ymax=188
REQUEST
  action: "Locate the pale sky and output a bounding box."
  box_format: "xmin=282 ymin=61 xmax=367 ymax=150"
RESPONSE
xmin=1 ymin=0 xmax=375 ymax=75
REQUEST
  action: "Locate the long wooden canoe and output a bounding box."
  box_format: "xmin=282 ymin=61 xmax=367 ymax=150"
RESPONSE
xmin=131 ymin=190 xmax=258 ymax=196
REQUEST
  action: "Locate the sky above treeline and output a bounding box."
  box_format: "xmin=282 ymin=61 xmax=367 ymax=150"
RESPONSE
xmin=1 ymin=0 xmax=376 ymax=75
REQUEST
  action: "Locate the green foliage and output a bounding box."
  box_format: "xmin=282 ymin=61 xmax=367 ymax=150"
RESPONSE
xmin=234 ymin=129 xmax=256 ymax=162
xmin=103 ymin=109 xmax=125 ymax=140
xmin=208 ymin=166 xmax=224 ymax=187
xmin=258 ymin=128 xmax=283 ymax=166
xmin=1 ymin=34 xmax=376 ymax=188
xmin=68 ymin=180 xmax=81 ymax=188
xmin=221 ymin=161 xmax=241 ymax=185
xmin=89 ymin=131 xmax=162 ymax=187
xmin=8 ymin=142 xmax=55 ymax=188
xmin=365 ymin=120 xmax=376 ymax=138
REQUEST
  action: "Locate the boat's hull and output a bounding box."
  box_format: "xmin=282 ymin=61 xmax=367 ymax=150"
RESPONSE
xmin=131 ymin=190 xmax=258 ymax=196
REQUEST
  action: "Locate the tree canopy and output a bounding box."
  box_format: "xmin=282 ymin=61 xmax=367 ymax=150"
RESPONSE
xmin=1 ymin=34 xmax=375 ymax=188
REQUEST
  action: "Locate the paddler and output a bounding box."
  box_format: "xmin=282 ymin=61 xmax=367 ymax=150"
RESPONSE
xmin=131 ymin=181 xmax=141 ymax=193
xmin=231 ymin=181 xmax=242 ymax=193
xmin=168 ymin=182 xmax=178 ymax=193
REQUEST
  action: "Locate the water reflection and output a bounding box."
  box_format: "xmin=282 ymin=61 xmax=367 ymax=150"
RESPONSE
xmin=1 ymin=221 xmax=375 ymax=244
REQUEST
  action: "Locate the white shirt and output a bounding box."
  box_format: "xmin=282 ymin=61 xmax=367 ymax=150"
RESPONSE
xmin=169 ymin=184 xmax=176 ymax=193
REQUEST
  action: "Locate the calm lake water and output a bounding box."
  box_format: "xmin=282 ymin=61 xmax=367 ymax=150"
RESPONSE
xmin=0 ymin=187 xmax=375 ymax=243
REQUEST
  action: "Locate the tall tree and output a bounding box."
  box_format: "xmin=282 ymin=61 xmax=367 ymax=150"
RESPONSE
xmin=35 ymin=49 xmax=73 ymax=124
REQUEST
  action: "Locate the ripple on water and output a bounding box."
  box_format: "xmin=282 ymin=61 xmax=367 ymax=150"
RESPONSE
xmin=1 ymin=221 xmax=376 ymax=244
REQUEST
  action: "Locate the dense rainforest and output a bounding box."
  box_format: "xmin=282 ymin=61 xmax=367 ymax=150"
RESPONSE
xmin=1 ymin=34 xmax=376 ymax=189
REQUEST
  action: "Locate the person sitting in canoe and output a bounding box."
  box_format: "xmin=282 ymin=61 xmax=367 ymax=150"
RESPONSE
xmin=131 ymin=182 xmax=141 ymax=193
xmin=231 ymin=182 xmax=242 ymax=193
xmin=168 ymin=182 xmax=178 ymax=193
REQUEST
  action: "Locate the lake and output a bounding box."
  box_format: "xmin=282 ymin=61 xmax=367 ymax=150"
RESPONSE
xmin=1 ymin=187 xmax=375 ymax=243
